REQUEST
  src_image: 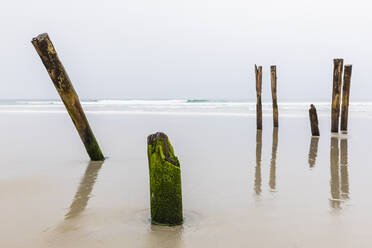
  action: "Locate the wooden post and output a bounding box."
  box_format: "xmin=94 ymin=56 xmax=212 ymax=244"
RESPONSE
xmin=254 ymin=130 xmax=262 ymax=195
xmin=147 ymin=132 xmax=182 ymax=225
xmin=255 ymin=65 xmax=263 ymax=130
xmin=31 ymin=33 xmax=104 ymax=161
xmin=331 ymin=59 xmax=344 ymax=133
xmin=309 ymin=104 xmax=320 ymax=136
xmin=340 ymin=65 xmax=352 ymax=133
xmin=270 ymin=65 xmax=279 ymax=127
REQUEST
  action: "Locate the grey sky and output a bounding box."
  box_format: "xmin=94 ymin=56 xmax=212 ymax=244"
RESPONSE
xmin=1 ymin=0 xmax=371 ymax=101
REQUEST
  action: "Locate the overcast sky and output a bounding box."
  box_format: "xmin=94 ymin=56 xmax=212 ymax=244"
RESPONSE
xmin=1 ymin=0 xmax=371 ymax=101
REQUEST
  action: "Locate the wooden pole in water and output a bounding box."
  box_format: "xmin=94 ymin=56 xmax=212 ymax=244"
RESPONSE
xmin=309 ymin=104 xmax=320 ymax=136
xmin=31 ymin=33 xmax=104 ymax=161
xmin=340 ymin=65 xmax=352 ymax=133
xmin=255 ymin=65 xmax=263 ymax=130
xmin=331 ymin=59 xmax=344 ymax=133
xmin=147 ymin=132 xmax=183 ymax=225
xmin=270 ymin=65 xmax=279 ymax=127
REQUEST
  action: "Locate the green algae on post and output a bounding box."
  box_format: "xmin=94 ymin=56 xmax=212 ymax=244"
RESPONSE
xmin=31 ymin=33 xmax=104 ymax=161
xmin=147 ymin=132 xmax=183 ymax=225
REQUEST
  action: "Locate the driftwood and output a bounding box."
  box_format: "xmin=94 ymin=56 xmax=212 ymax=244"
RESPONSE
xmin=31 ymin=33 xmax=104 ymax=161
xmin=147 ymin=132 xmax=183 ymax=225
xmin=331 ymin=59 xmax=344 ymax=133
xmin=340 ymin=65 xmax=352 ymax=132
xmin=255 ymin=65 xmax=263 ymax=130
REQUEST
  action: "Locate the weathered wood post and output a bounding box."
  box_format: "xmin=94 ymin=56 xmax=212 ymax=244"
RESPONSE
xmin=270 ymin=65 xmax=279 ymax=127
xmin=340 ymin=65 xmax=352 ymax=133
xmin=31 ymin=33 xmax=104 ymax=161
xmin=255 ymin=65 xmax=263 ymax=130
xmin=309 ymin=104 xmax=320 ymax=136
xmin=147 ymin=132 xmax=182 ymax=225
xmin=331 ymin=59 xmax=344 ymax=133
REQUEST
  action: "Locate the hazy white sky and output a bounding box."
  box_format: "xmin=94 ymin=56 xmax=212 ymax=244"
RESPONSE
xmin=1 ymin=0 xmax=371 ymax=100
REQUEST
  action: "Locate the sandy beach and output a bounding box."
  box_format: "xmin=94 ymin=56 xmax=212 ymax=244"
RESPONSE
xmin=1 ymin=100 xmax=372 ymax=247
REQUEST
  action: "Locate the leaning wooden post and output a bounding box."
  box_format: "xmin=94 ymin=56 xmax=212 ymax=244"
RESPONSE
xmin=340 ymin=65 xmax=352 ymax=133
xmin=31 ymin=33 xmax=104 ymax=161
xmin=309 ymin=104 xmax=320 ymax=136
xmin=255 ymin=65 xmax=263 ymax=130
xmin=270 ymin=65 xmax=279 ymax=127
xmin=331 ymin=59 xmax=344 ymax=133
xmin=147 ymin=132 xmax=183 ymax=225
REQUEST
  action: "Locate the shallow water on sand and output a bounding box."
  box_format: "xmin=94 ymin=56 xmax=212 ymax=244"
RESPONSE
xmin=1 ymin=107 xmax=372 ymax=247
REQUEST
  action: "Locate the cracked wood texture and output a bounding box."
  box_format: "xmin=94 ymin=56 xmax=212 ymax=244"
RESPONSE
xmin=340 ymin=65 xmax=352 ymax=132
xmin=331 ymin=59 xmax=344 ymax=133
xmin=255 ymin=65 xmax=263 ymax=130
xmin=31 ymin=33 xmax=104 ymax=161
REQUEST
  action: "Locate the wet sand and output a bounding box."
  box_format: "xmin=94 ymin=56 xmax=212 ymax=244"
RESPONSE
xmin=1 ymin=108 xmax=372 ymax=247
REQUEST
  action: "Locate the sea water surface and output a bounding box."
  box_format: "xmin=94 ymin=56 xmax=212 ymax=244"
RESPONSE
xmin=1 ymin=99 xmax=372 ymax=247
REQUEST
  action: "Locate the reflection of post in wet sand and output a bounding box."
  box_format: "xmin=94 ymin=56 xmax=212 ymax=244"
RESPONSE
xmin=330 ymin=137 xmax=350 ymax=209
xmin=340 ymin=138 xmax=349 ymax=199
xmin=255 ymin=130 xmax=262 ymax=195
xmin=308 ymin=137 xmax=319 ymax=168
xmin=269 ymin=128 xmax=278 ymax=191
xmin=147 ymin=225 xmax=184 ymax=248
xmin=330 ymin=137 xmax=340 ymax=208
xmin=65 ymin=161 xmax=104 ymax=219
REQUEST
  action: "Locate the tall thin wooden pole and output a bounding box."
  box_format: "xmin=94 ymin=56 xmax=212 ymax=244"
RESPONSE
xmin=331 ymin=59 xmax=344 ymax=133
xmin=31 ymin=33 xmax=104 ymax=161
xmin=309 ymin=104 xmax=320 ymax=136
xmin=340 ymin=65 xmax=352 ymax=133
xmin=270 ymin=66 xmax=278 ymax=127
xmin=255 ymin=65 xmax=263 ymax=130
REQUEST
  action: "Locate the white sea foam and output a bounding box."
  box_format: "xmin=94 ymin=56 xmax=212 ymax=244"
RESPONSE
xmin=0 ymin=99 xmax=372 ymax=116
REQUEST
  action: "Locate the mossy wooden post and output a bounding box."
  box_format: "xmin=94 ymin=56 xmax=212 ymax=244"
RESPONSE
xmin=331 ymin=59 xmax=344 ymax=133
xmin=31 ymin=33 xmax=104 ymax=161
xmin=255 ymin=65 xmax=263 ymax=130
xmin=309 ymin=104 xmax=320 ymax=136
xmin=340 ymin=65 xmax=352 ymax=133
xmin=147 ymin=132 xmax=182 ymax=225
xmin=270 ymin=65 xmax=279 ymax=127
